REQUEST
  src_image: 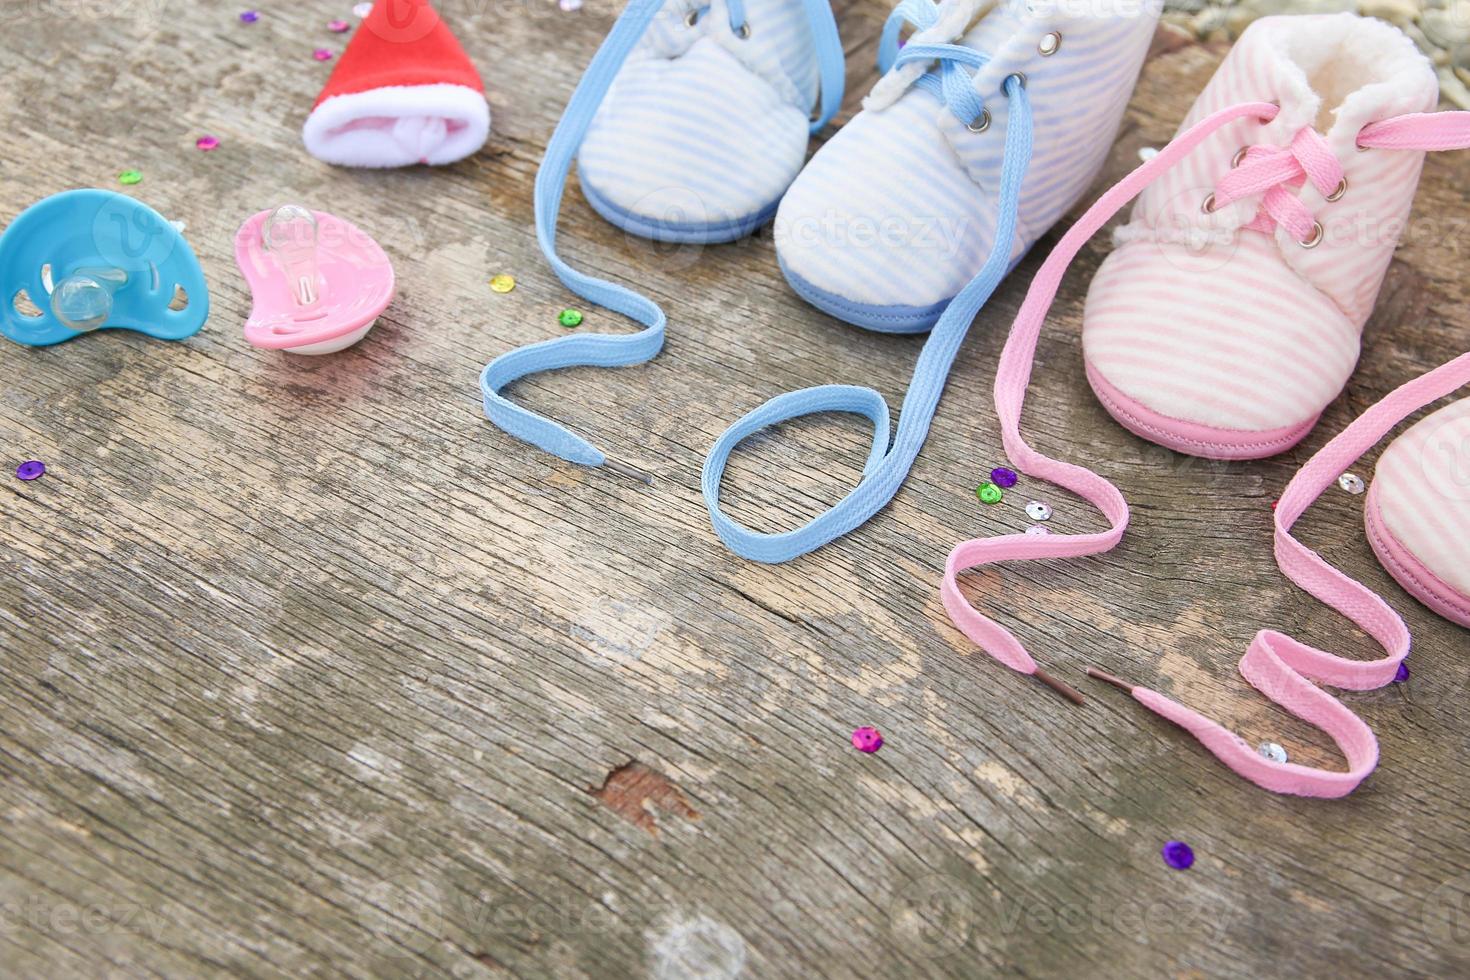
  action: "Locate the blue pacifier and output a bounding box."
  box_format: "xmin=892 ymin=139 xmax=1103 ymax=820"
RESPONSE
xmin=0 ymin=189 xmax=209 ymax=347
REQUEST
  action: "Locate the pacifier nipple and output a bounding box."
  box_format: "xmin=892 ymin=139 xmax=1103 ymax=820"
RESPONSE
xmin=391 ymin=116 xmax=448 ymax=163
xmin=51 ymin=266 xmax=127 ymax=332
xmin=262 ymin=204 xmax=323 ymax=308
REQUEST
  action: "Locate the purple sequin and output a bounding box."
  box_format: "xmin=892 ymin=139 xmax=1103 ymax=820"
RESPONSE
xmin=1161 ymin=841 xmax=1194 ymax=870
xmin=990 ymin=466 xmax=1019 ymax=488
xmin=239 ymin=10 xmax=259 ymax=22
xmin=1395 ymin=663 xmax=1409 ymax=683
xmin=16 ymin=460 xmax=45 ymax=481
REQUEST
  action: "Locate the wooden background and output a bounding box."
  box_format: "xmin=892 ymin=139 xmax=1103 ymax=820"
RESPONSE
xmin=3 ymin=1 xmax=1469 ymax=976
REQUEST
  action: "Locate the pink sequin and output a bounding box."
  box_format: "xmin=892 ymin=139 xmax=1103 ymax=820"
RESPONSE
xmin=313 ymin=48 xmax=334 ymax=61
xmin=195 ymin=135 xmax=219 ymax=151
xmin=850 ymin=727 xmax=884 ymax=753
xmin=328 ymin=19 xmax=350 ymax=32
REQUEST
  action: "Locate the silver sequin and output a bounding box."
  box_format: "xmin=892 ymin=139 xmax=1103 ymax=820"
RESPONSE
xmin=1338 ymin=473 xmax=1366 ymax=495
xmin=1025 ymin=525 xmax=1051 ymax=536
xmin=1026 ymin=501 xmax=1053 ymax=521
xmin=1257 ymin=741 xmax=1288 ymax=764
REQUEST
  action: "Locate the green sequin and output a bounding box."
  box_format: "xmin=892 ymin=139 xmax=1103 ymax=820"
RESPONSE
xmin=976 ymin=482 xmax=1003 ymax=505
xmin=117 ymin=169 xmax=142 ymax=185
xmin=558 ymin=308 xmax=584 ymax=328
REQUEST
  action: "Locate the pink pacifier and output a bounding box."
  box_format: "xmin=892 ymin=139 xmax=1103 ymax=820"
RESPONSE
xmin=235 ymin=204 xmax=394 ymax=354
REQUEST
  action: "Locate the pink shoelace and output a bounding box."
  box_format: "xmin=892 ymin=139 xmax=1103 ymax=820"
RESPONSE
xmin=941 ymin=100 xmax=1470 ymax=798
xmin=1210 ymin=126 xmax=1342 ymax=244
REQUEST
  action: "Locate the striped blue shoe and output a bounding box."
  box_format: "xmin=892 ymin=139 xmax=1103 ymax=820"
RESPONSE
xmin=701 ymin=0 xmax=1161 ymax=562
xmin=481 ymin=0 xmax=843 ymax=475
xmin=579 ymin=0 xmax=844 ymax=243
xmin=779 ymin=0 xmax=1159 ymax=330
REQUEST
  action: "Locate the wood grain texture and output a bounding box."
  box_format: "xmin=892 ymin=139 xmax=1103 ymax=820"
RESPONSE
xmin=3 ymin=3 xmax=1470 ymax=977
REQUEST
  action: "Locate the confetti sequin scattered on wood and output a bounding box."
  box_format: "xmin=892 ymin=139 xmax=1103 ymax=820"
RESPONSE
xmin=1161 ymin=841 xmax=1194 ymax=870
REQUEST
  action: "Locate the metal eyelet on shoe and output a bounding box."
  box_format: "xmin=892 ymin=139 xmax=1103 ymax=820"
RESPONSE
xmin=683 ymin=8 xmax=699 ymax=27
xmin=1325 ymin=177 xmax=1347 ymax=202
xmin=1231 ymin=146 xmax=1248 ymax=168
xmin=967 ymin=109 xmax=991 ymax=133
xmin=1300 ymin=221 xmax=1324 ymax=248
xmin=1004 ymin=72 xmax=1027 ymax=92
xmin=1038 ymin=32 xmax=1061 ymax=56
xmin=736 ymin=21 xmax=751 ymax=38
xmin=1201 ymin=193 xmax=1217 ymax=215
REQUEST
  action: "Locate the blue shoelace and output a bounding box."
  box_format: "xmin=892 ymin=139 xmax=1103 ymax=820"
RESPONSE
xmin=702 ymin=0 xmax=1034 ymax=562
xmin=480 ymin=0 xmax=845 ymax=477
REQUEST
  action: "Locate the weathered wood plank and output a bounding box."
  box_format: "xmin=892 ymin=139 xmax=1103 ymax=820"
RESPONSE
xmin=2 ymin=2 xmax=1469 ymax=978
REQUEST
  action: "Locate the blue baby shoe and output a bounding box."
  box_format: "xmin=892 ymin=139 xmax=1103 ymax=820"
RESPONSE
xmin=481 ymin=0 xmax=844 ymax=476
xmin=777 ymin=0 xmax=1159 ymax=332
xmin=700 ymin=0 xmax=1161 ymax=563
xmin=576 ymin=0 xmax=844 ymax=242
xmin=0 ymin=189 xmax=208 ymax=347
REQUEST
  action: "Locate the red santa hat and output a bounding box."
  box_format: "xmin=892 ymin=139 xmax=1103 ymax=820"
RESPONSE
xmin=303 ymin=0 xmax=490 ymax=168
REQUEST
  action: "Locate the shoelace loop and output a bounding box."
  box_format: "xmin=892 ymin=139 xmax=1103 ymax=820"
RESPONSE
xmin=701 ymin=76 xmax=1032 ymax=563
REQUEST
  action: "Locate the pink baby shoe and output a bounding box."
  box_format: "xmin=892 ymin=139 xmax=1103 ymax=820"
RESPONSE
xmin=1367 ymin=397 xmax=1470 ymax=627
xmin=937 ymin=13 xmax=1470 ymax=790
xmin=1082 ymin=14 xmax=1439 ymax=459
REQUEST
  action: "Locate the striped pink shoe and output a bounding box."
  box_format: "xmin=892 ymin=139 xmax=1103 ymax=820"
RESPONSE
xmin=939 ymin=14 xmax=1470 ymax=794
xmin=1367 ymin=397 xmax=1470 ymax=627
xmin=1082 ymin=14 xmax=1440 ymax=459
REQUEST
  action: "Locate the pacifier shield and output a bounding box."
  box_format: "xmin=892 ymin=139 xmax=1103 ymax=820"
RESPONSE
xmin=236 ymin=206 xmax=395 ymax=354
xmin=0 ymin=189 xmax=208 ymax=347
